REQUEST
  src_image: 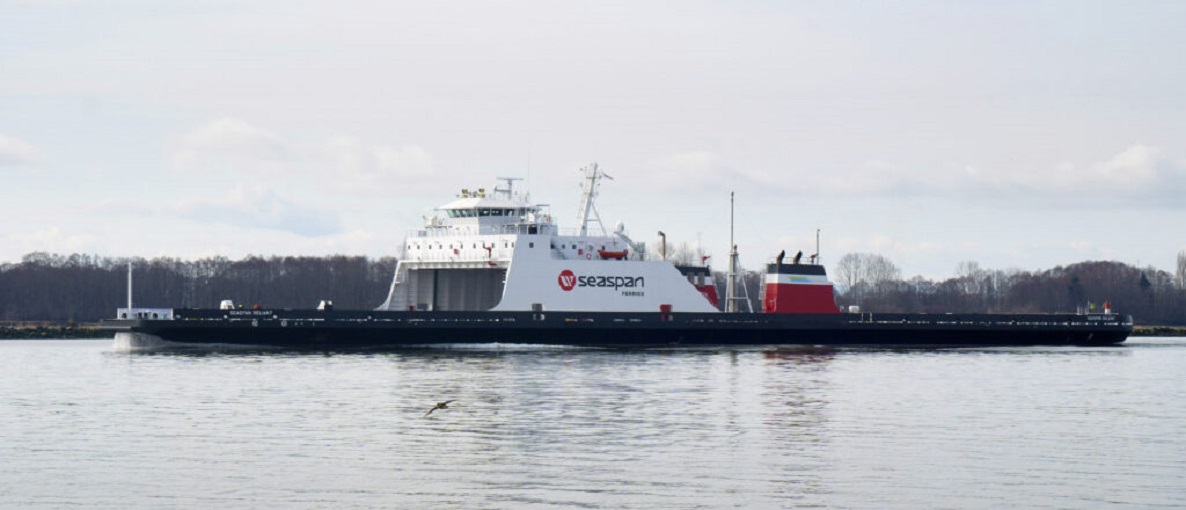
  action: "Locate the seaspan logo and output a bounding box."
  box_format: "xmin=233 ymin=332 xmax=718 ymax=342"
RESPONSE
xmin=558 ymin=270 xmax=577 ymax=291
xmin=557 ymin=269 xmax=644 ymax=292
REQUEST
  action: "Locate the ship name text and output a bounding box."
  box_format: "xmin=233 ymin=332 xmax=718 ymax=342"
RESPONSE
xmin=558 ymin=269 xmax=645 ymax=292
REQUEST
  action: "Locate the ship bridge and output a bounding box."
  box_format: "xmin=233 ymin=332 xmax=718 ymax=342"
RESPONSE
xmin=438 ymin=196 xmax=543 ymax=221
xmin=419 ymin=178 xmax=554 ymax=235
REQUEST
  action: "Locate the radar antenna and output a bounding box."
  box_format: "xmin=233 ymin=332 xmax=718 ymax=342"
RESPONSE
xmin=494 ymin=177 xmax=523 ymax=201
xmin=577 ymin=163 xmax=611 ymax=237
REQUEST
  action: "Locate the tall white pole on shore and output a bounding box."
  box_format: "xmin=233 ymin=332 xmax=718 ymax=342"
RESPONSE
xmin=127 ymin=262 xmax=133 ymax=312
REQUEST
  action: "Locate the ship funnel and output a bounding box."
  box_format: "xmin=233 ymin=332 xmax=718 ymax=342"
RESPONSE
xmin=762 ymin=262 xmax=840 ymax=314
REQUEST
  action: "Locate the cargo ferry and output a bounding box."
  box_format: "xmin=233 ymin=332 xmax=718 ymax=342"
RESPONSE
xmin=103 ymin=165 xmax=1132 ymax=349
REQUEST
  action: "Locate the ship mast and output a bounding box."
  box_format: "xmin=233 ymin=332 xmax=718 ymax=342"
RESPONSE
xmin=577 ymin=163 xmax=610 ymax=237
xmin=815 ymin=228 xmax=821 ymax=265
xmin=725 ymin=192 xmax=752 ymax=313
xmin=726 ymin=193 xmax=738 ymax=312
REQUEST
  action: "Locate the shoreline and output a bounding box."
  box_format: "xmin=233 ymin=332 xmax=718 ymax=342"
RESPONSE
xmin=1133 ymin=325 xmax=1186 ymax=337
xmin=0 ymin=324 xmax=105 ymax=340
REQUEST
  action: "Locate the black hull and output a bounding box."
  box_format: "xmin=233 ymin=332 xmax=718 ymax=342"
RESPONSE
xmin=104 ymin=309 xmax=1133 ymax=350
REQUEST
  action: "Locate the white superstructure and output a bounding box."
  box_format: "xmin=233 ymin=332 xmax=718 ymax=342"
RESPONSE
xmin=377 ymin=165 xmax=719 ymax=313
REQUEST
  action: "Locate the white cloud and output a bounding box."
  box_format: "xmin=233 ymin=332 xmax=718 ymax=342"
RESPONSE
xmin=963 ymin=144 xmax=1186 ymax=207
xmin=663 ymin=145 xmax=1186 ymax=209
xmin=633 ymin=151 xmax=773 ymax=194
xmin=374 ymin=145 xmax=432 ymax=176
xmin=322 ymin=135 xmax=435 ymax=194
xmin=1 ymin=227 xmax=97 ymax=256
xmin=183 ymin=117 xmax=284 ymax=153
xmin=813 ymin=159 xmax=965 ymax=196
xmin=169 ymin=121 xmax=441 ymax=197
xmin=173 ymin=185 xmax=343 ymax=237
xmin=1092 ymin=144 xmax=1168 ymax=188
xmin=171 ymin=118 xmax=289 ymax=175
xmin=0 ymin=134 xmax=43 ymax=166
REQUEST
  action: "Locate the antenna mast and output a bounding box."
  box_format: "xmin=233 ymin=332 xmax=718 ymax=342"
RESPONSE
xmin=577 ymin=163 xmax=610 ymax=237
xmin=725 ymin=192 xmax=753 ymax=313
xmin=815 ymin=228 xmax=821 ymax=265
xmin=726 ymin=193 xmax=738 ymax=312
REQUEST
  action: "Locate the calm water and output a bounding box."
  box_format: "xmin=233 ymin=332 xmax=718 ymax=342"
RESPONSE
xmin=2 ymin=338 xmax=1185 ymax=509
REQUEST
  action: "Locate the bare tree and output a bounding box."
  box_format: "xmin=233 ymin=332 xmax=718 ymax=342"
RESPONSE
xmin=1176 ymin=250 xmax=1186 ymax=289
xmin=954 ymin=261 xmax=984 ymax=296
xmin=835 ymin=252 xmax=901 ymax=304
xmin=667 ymin=242 xmax=696 ymax=266
xmin=834 ymin=253 xmax=866 ymax=290
xmin=648 ymin=238 xmax=709 ymax=266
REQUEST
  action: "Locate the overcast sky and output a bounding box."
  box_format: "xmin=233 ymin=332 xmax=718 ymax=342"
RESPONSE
xmin=2 ymin=0 xmax=1184 ymax=279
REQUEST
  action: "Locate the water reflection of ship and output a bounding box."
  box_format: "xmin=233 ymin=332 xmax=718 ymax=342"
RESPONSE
xmin=763 ymin=345 xmax=838 ymax=362
xmin=752 ymin=349 xmax=833 ymax=496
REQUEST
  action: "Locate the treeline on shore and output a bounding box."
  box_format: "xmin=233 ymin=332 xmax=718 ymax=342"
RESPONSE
xmin=814 ymin=254 xmax=1186 ymax=326
xmin=1 ymin=251 xmax=1183 ymax=327
xmin=0 ymin=253 xmax=397 ymax=323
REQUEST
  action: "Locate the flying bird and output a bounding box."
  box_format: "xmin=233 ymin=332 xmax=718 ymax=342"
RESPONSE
xmin=424 ymin=400 xmax=455 ymax=417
